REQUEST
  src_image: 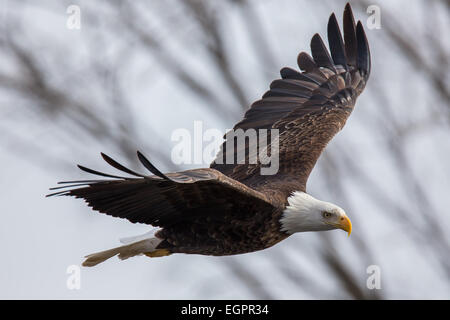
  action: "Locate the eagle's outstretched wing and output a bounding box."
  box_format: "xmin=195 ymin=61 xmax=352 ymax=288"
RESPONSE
xmin=211 ymin=4 xmax=370 ymax=197
xmin=47 ymin=152 xmax=274 ymax=227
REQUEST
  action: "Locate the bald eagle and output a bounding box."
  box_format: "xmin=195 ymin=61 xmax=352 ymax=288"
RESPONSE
xmin=48 ymin=3 xmax=370 ymax=267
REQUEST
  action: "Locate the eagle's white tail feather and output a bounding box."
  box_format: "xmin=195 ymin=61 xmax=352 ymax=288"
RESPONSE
xmin=82 ymin=237 xmax=163 ymax=267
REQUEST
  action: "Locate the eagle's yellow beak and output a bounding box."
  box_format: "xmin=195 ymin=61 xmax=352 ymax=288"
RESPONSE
xmin=339 ymin=215 xmax=352 ymax=236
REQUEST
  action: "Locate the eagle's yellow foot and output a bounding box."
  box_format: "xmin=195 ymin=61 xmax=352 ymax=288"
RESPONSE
xmin=144 ymin=249 xmax=172 ymax=258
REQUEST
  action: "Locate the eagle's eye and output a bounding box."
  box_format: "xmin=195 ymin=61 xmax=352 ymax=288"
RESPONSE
xmin=322 ymin=211 xmax=332 ymax=219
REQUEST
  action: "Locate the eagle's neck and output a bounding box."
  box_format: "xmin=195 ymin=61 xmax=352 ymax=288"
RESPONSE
xmin=279 ymin=191 xmax=335 ymax=234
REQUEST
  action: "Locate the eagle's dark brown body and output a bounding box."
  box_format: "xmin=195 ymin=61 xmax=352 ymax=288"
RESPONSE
xmin=48 ymin=4 xmax=370 ymax=260
xmin=151 ymin=173 xmax=292 ymax=256
xmin=156 ymin=201 xmax=288 ymax=256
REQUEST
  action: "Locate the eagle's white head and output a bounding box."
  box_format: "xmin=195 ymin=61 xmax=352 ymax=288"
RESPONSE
xmin=280 ymin=191 xmax=352 ymax=235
